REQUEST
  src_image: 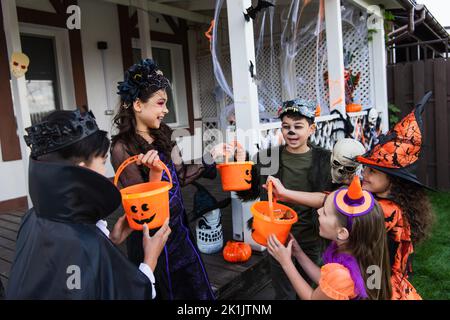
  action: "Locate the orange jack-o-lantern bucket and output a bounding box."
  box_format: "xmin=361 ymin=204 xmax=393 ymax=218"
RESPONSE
xmin=114 ymin=155 xmax=173 ymax=231
xmin=250 ymin=181 xmax=298 ymax=246
xmin=216 ymin=156 xmax=253 ymax=191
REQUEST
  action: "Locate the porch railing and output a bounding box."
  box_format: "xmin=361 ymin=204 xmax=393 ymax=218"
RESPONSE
xmin=202 ymin=110 xmax=379 ymax=155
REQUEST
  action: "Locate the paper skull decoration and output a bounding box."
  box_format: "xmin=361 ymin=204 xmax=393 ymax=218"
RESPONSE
xmin=367 ymin=108 xmax=378 ymax=127
xmin=10 ymin=52 xmax=30 ymax=78
xmin=331 ymin=138 xmax=366 ymax=185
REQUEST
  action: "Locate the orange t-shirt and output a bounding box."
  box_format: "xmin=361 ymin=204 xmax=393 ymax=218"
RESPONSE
xmin=319 ymin=263 xmax=356 ymax=300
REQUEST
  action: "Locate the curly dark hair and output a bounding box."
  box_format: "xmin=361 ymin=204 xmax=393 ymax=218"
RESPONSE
xmin=389 ymin=175 xmax=434 ymax=245
xmin=111 ymin=96 xmax=174 ymax=158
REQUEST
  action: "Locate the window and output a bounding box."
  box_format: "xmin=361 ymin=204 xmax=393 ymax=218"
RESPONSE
xmin=19 ymin=23 xmax=77 ymax=124
xmin=20 ymin=35 xmax=60 ymax=124
xmin=132 ymin=40 xmax=188 ymax=128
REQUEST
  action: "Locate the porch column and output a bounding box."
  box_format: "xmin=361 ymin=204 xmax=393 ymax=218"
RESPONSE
xmin=368 ymin=5 xmax=389 ymax=133
xmin=135 ymin=0 xmax=152 ymax=59
xmin=226 ymin=0 xmax=264 ymax=250
xmin=324 ymin=0 xmax=346 ymax=115
xmin=1 ymin=0 xmax=32 ymax=206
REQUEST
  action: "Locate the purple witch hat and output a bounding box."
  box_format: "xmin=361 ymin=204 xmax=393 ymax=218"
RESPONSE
xmin=333 ymin=175 xmax=374 ymax=231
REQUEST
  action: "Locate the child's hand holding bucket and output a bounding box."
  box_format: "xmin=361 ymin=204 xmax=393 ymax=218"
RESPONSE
xmin=263 ymin=176 xmax=288 ymax=202
xmin=109 ymin=214 xmax=134 ymax=245
xmin=143 ymin=218 xmax=171 ymax=271
xmin=137 ymin=150 xmax=164 ymax=182
xmin=287 ymin=233 xmax=303 ymax=259
xmin=210 ymin=143 xmax=234 ymax=162
xmin=229 ymin=140 xmax=246 ymax=162
xmin=210 ymin=140 xmax=246 ymax=162
xmin=267 ymin=234 xmax=294 ymax=267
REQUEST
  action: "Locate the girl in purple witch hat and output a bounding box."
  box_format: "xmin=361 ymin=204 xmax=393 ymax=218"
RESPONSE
xmin=267 ymin=176 xmax=392 ymax=300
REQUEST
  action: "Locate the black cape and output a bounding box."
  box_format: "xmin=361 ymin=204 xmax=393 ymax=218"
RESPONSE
xmin=6 ymin=159 xmax=153 ymax=299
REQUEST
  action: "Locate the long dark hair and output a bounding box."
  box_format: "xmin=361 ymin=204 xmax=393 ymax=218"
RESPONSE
xmin=388 ymin=176 xmax=434 ymax=245
xmin=112 ymin=59 xmax=175 ymax=158
xmin=335 ymin=201 xmax=393 ymax=300
xmin=111 ymin=92 xmax=174 ymax=158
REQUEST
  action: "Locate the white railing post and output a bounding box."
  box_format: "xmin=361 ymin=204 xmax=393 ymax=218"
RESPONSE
xmin=1 ymin=0 xmax=32 ymax=207
xmin=367 ymin=5 xmax=389 ymax=133
xmin=136 ymin=0 xmax=153 ymax=59
xmin=226 ymin=0 xmax=264 ymax=250
xmin=324 ymin=0 xmax=346 ymax=116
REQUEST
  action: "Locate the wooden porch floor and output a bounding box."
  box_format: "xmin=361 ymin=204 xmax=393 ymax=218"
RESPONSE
xmin=0 ymin=175 xmax=272 ymax=299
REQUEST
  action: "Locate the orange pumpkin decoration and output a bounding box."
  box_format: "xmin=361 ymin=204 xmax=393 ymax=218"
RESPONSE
xmin=315 ymin=105 xmax=321 ymax=117
xmin=346 ymin=103 xmax=362 ymax=113
xmin=223 ymin=241 xmax=252 ymax=263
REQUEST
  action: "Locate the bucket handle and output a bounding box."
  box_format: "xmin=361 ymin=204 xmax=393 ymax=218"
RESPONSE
xmin=267 ymin=181 xmax=277 ymax=221
xmin=113 ymin=155 xmax=173 ymax=188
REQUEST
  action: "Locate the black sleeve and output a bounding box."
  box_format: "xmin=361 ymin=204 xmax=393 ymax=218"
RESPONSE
xmin=0 ymin=278 xmax=4 ymax=300
xmin=387 ymin=235 xmax=399 ymax=269
xmin=310 ymin=147 xmax=333 ymax=192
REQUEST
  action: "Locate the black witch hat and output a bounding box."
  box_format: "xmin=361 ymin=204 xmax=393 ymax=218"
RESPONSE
xmin=356 ymin=91 xmax=432 ymax=188
xmin=190 ymin=181 xmax=231 ymax=221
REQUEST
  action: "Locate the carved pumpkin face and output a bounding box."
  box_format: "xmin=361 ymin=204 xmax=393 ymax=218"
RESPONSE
xmin=217 ymin=162 xmax=253 ymax=191
xmin=223 ymin=241 xmax=252 ymax=263
xmin=244 ymin=169 xmax=252 ymax=185
xmin=130 ymin=203 xmax=157 ymax=226
xmin=122 ymin=187 xmax=171 ymax=231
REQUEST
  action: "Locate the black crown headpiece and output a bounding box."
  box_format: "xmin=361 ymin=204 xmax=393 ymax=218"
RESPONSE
xmin=24 ymin=110 xmax=99 ymax=159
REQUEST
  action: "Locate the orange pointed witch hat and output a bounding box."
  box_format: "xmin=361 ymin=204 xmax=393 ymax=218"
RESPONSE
xmin=334 ymin=176 xmax=375 ymax=230
xmin=356 ymin=91 xmax=432 ymax=188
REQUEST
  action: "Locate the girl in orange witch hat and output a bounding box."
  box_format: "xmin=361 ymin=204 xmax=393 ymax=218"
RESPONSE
xmin=356 ymin=92 xmax=435 ymax=300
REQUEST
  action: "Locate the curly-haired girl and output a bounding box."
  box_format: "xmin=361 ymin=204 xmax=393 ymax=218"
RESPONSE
xmin=356 ymin=92 xmax=434 ymax=300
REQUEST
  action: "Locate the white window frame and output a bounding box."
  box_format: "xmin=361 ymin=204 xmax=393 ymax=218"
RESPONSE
xmin=132 ymin=38 xmax=189 ymax=128
xmin=19 ymin=22 xmax=77 ymax=110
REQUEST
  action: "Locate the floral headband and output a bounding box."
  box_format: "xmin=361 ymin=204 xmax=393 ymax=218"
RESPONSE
xmin=117 ymin=59 xmax=170 ymax=107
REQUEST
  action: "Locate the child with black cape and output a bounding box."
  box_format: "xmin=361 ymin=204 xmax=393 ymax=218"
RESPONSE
xmin=6 ymin=110 xmax=170 ymax=299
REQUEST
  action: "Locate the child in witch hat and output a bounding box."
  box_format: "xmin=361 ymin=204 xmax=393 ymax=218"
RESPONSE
xmin=356 ymin=92 xmax=435 ymax=300
xmin=268 ymin=176 xmax=392 ymax=300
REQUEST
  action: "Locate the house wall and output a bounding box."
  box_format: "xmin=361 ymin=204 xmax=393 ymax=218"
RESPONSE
xmin=0 ymin=0 xmax=207 ymax=206
xmin=78 ymin=0 xmax=124 ymax=177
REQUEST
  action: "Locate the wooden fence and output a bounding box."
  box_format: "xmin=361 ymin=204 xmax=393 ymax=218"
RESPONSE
xmin=387 ymin=58 xmax=450 ymax=191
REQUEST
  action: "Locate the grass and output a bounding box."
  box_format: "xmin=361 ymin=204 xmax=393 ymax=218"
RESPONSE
xmin=410 ymin=191 xmax=450 ymax=300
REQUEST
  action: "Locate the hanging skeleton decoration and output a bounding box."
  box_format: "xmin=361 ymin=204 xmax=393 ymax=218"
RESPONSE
xmin=244 ymin=0 xmax=274 ymax=21
xmin=330 ymin=138 xmax=366 ymax=185
xmin=363 ymin=108 xmax=382 ymax=150
xmin=10 ymin=52 xmax=30 ymax=78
